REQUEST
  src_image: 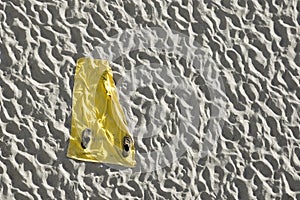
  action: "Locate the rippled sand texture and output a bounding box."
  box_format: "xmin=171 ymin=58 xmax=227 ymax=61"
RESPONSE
xmin=0 ymin=0 xmax=300 ymax=199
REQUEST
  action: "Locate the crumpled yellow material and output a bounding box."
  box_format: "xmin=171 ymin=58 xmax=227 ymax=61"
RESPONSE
xmin=67 ymin=58 xmax=136 ymax=167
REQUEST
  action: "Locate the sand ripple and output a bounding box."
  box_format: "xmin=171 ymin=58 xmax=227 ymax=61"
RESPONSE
xmin=0 ymin=0 xmax=299 ymax=199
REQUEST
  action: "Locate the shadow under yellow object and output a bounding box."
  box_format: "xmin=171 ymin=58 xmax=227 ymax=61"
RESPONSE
xmin=67 ymin=58 xmax=136 ymax=167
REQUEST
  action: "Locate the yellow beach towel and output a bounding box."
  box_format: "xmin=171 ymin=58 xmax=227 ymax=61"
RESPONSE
xmin=67 ymin=58 xmax=136 ymax=167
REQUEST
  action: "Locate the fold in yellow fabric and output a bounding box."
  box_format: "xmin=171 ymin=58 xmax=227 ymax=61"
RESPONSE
xmin=67 ymin=58 xmax=136 ymax=167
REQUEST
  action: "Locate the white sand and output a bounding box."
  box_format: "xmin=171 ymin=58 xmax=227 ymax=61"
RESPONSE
xmin=0 ymin=0 xmax=299 ymax=199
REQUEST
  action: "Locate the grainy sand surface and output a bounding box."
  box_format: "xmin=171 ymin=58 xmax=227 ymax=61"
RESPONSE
xmin=0 ymin=0 xmax=299 ymax=199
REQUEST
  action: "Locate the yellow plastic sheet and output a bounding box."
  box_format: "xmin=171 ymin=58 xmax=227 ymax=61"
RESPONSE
xmin=67 ymin=58 xmax=136 ymax=167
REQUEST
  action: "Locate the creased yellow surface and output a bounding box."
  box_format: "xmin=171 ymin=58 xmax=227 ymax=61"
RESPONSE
xmin=67 ymin=58 xmax=136 ymax=167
